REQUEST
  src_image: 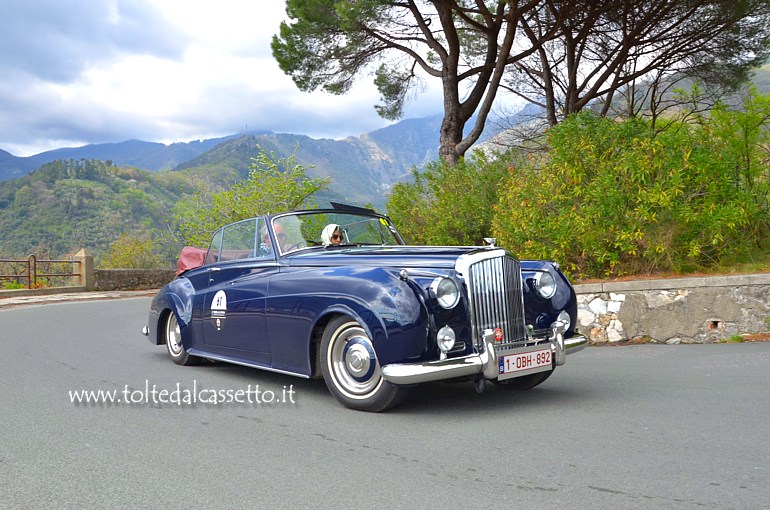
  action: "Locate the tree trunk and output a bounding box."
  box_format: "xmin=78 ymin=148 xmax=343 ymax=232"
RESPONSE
xmin=438 ymin=114 xmax=463 ymax=166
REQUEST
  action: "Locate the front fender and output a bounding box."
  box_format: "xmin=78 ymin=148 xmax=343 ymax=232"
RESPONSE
xmin=521 ymin=261 xmax=578 ymax=334
xmin=270 ymin=266 xmax=432 ymax=367
xmin=314 ymin=286 xmax=430 ymax=367
xmin=336 ymin=268 xmax=431 ymax=366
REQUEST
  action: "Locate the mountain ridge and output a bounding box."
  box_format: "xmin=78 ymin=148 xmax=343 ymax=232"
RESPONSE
xmin=0 ymin=133 xmax=260 ymax=180
xmin=0 ymin=115 xmax=448 ymax=183
xmin=0 ymin=115 xmax=449 ymax=209
xmin=4 ymin=64 xmax=769 ymax=183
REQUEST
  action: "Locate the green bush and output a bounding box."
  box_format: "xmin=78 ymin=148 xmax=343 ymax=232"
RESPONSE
xmin=492 ymin=110 xmax=769 ymax=278
xmin=100 ymin=233 xmax=168 ymax=269
xmin=387 ymin=152 xmax=511 ymax=246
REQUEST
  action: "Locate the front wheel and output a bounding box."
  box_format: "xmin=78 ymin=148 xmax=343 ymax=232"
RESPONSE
xmin=320 ymin=316 xmax=407 ymax=412
xmin=165 ymin=312 xmax=200 ymax=366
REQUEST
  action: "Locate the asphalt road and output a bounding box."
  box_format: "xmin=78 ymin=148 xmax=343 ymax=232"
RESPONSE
xmin=1 ymin=298 xmax=768 ymax=509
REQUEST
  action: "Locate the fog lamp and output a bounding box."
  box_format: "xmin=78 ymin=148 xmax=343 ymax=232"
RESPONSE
xmin=437 ymin=325 xmax=456 ymax=353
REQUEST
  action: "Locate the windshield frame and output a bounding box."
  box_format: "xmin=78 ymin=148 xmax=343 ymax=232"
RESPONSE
xmin=269 ymin=209 xmax=405 ymax=256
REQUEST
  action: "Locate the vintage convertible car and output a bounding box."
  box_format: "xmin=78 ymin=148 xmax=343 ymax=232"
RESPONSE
xmin=142 ymin=204 xmax=587 ymax=411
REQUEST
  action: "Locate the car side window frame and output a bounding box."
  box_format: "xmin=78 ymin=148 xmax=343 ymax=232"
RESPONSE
xmin=206 ymin=218 xmax=278 ymax=263
xmin=219 ymin=218 xmax=258 ymax=261
xmin=205 ymin=228 xmax=224 ymax=264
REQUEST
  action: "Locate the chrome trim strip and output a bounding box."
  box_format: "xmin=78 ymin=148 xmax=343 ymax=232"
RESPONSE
xmin=188 ymin=350 xmax=311 ymax=379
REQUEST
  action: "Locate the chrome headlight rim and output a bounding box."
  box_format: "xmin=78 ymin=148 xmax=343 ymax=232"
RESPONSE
xmin=533 ymin=271 xmax=557 ymax=300
xmin=430 ymin=276 xmax=460 ymax=309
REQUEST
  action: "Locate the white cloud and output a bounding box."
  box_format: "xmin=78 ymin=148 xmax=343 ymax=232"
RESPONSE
xmin=0 ymin=0 xmax=443 ymax=157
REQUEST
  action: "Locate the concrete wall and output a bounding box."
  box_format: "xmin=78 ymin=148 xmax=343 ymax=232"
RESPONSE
xmin=574 ymin=274 xmax=770 ymax=344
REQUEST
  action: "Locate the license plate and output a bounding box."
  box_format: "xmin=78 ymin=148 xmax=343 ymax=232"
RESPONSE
xmin=498 ymin=347 xmax=552 ymax=380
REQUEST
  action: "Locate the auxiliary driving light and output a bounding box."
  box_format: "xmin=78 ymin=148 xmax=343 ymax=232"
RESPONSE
xmin=437 ymin=325 xmax=456 ymax=353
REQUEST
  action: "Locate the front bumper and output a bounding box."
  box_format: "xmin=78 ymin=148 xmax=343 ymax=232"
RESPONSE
xmin=381 ymin=327 xmax=588 ymax=386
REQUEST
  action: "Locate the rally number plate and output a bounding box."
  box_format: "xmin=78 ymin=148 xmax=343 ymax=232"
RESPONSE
xmin=497 ymin=346 xmax=553 ymax=381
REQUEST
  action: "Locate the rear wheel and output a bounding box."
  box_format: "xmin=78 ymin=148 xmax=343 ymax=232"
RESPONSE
xmin=320 ymin=316 xmax=407 ymax=412
xmin=164 ymin=312 xmax=200 ymax=366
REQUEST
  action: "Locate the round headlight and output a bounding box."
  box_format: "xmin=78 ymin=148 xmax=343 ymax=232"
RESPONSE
xmin=534 ymin=271 xmax=557 ymax=299
xmin=437 ymin=325 xmax=456 ymax=353
xmin=557 ymin=310 xmax=571 ymax=331
xmin=431 ymin=277 xmax=460 ymax=309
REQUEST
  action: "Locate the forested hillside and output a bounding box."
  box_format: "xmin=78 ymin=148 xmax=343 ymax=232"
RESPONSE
xmin=0 ymin=159 xmax=194 ymax=259
xmin=0 ymin=113 xmax=450 ymax=263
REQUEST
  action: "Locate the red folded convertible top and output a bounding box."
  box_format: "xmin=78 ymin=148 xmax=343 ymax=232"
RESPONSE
xmin=176 ymin=246 xmax=207 ymax=275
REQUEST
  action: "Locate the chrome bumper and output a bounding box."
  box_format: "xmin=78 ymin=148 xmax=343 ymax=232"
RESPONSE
xmin=381 ymin=327 xmax=588 ymax=386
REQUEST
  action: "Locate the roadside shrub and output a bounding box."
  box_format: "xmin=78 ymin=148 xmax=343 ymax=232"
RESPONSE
xmin=387 ymin=152 xmax=511 ymax=246
xmin=492 ymin=111 xmax=768 ymax=278
xmin=100 ymin=233 xmax=167 ymax=269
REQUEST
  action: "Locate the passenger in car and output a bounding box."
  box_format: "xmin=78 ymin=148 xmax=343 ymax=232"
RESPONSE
xmin=322 ymin=224 xmax=344 ymax=246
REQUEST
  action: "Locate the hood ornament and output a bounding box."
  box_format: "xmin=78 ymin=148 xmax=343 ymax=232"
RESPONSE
xmin=483 ymin=237 xmax=497 ymax=249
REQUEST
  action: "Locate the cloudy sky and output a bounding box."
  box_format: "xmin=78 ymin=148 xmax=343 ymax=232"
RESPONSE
xmin=0 ymin=0 xmax=443 ymax=157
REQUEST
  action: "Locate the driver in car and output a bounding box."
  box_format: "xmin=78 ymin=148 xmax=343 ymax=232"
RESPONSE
xmin=261 ymin=223 xmax=290 ymax=254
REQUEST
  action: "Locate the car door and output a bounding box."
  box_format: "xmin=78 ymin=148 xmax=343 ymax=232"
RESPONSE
xmin=201 ymin=219 xmax=276 ymax=364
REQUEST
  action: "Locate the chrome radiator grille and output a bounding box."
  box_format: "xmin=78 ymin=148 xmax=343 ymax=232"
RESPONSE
xmin=465 ymin=254 xmax=528 ymax=349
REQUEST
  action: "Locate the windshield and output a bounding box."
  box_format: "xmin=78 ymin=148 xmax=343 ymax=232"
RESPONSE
xmin=271 ymin=211 xmax=404 ymax=255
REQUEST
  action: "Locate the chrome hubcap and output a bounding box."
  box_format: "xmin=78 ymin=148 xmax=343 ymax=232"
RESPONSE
xmin=329 ymin=324 xmax=383 ymax=398
xmin=166 ymin=314 xmax=182 ymax=355
xmin=345 ymin=343 xmax=372 ymax=378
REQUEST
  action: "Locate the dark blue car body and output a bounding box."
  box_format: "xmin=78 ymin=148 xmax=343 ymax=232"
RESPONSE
xmin=143 ymin=206 xmax=587 ymax=411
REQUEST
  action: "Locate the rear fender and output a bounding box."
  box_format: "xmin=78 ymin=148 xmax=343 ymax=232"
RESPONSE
xmin=148 ymin=278 xmax=196 ymax=346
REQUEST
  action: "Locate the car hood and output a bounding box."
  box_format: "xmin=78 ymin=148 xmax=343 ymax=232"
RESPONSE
xmin=284 ymin=245 xmax=555 ymax=273
xmin=284 ymin=245 xmax=481 ymax=270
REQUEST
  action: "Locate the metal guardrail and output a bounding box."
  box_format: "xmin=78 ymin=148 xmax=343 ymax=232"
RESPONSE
xmin=0 ymin=255 xmax=83 ymax=289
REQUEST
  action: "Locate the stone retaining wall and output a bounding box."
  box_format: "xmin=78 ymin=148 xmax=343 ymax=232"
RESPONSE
xmin=94 ymin=270 xmax=770 ymax=344
xmin=6 ymin=266 xmax=767 ymax=346
xmin=92 ymin=269 xmax=176 ymax=291
xmin=574 ymin=274 xmax=770 ymax=344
